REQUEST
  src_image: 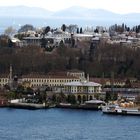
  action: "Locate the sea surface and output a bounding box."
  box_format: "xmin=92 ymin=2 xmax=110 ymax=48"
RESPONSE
xmin=0 ymin=108 xmax=140 ymax=140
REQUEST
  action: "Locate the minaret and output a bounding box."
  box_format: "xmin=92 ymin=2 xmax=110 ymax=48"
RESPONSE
xmin=9 ymin=65 xmax=13 ymax=89
xmin=87 ymin=74 xmax=89 ymax=82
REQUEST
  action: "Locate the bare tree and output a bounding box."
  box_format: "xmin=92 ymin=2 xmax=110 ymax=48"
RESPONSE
xmin=4 ymin=26 xmax=16 ymax=37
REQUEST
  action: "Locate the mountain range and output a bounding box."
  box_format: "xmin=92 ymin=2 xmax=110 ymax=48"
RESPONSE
xmin=0 ymin=5 xmax=140 ymax=20
xmin=0 ymin=6 xmax=139 ymax=32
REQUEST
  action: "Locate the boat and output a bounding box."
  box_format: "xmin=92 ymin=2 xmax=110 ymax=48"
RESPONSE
xmin=57 ymin=99 xmax=105 ymax=110
xmin=102 ymin=104 xmax=140 ymax=116
xmin=81 ymin=99 xmax=106 ymax=110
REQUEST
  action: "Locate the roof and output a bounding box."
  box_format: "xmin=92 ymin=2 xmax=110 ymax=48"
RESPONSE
xmin=22 ymin=74 xmax=78 ymax=79
xmin=64 ymin=81 xmax=101 ymax=86
xmin=23 ymin=37 xmax=41 ymax=40
xmin=0 ymin=74 xmax=9 ymax=78
xmin=67 ymin=69 xmax=84 ymax=73
xmin=92 ymin=37 xmax=100 ymax=41
xmin=74 ymin=34 xmax=93 ymax=38
xmin=11 ymin=37 xmax=21 ymax=43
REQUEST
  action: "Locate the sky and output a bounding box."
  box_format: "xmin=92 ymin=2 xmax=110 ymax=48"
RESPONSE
xmin=0 ymin=0 xmax=140 ymax=14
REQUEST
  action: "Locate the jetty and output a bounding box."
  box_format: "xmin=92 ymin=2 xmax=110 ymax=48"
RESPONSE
xmin=8 ymin=102 xmax=49 ymax=110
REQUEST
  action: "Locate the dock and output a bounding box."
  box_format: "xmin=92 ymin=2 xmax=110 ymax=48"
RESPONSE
xmin=8 ymin=102 xmax=49 ymax=110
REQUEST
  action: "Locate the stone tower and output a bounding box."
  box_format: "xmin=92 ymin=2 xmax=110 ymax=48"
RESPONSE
xmin=9 ymin=65 xmax=13 ymax=89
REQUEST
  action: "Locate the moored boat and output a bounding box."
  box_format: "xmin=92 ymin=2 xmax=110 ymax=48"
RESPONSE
xmin=102 ymin=104 xmax=140 ymax=116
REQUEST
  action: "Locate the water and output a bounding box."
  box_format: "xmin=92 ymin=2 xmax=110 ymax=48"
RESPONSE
xmin=0 ymin=108 xmax=140 ymax=140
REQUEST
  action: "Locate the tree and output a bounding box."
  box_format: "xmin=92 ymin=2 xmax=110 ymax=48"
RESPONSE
xmin=18 ymin=24 xmax=35 ymax=33
xmin=41 ymin=26 xmax=51 ymax=48
xmin=16 ymin=85 xmax=24 ymax=93
xmin=68 ymin=24 xmax=78 ymax=33
xmin=61 ymin=24 xmax=66 ymax=32
xmin=77 ymin=28 xmax=79 ymax=34
xmin=41 ymin=38 xmax=47 ymax=48
xmin=125 ymin=79 xmax=132 ymax=88
xmin=94 ymin=28 xmax=99 ymax=33
xmin=105 ymin=91 xmax=118 ymax=102
xmin=67 ymin=95 xmax=76 ymax=104
xmin=25 ymin=87 xmax=33 ymax=94
xmin=0 ymin=35 xmax=9 ymax=47
xmin=52 ymin=94 xmax=57 ymax=102
xmin=80 ymin=27 xmax=83 ymax=34
xmin=44 ymin=26 xmax=51 ymax=35
xmin=4 ymin=26 xmax=16 ymax=37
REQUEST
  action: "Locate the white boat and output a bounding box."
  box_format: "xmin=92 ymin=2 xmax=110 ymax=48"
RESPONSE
xmin=102 ymin=104 xmax=140 ymax=116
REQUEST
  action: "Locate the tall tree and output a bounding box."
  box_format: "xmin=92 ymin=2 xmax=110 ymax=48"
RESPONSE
xmin=80 ymin=27 xmax=83 ymax=34
xmin=77 ymin=28 xmax=79 ymax=34
xmin=61 ymin=24 xmax=66 ymax=32
xmin=44 ymin=26 xmax=51 ymax=35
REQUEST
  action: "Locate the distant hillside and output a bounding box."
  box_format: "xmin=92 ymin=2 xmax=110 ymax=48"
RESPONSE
xmin=52 ymin=6 xmax=120 ymax=19
xmin=0 ymin=6 xmax=52 ymax=18
xmin=0 ymin=5 xmax=140 ymax=20
xmin=0 ymin=6 xmax=140 ymax=30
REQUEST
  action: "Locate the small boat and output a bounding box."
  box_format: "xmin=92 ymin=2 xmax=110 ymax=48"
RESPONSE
xmin=102 ymin=104 xmax=140 ymax=116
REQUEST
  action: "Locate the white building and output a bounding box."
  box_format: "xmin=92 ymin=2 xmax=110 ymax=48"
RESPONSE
xmin=63 ymin=80 xmax=102 ymax=94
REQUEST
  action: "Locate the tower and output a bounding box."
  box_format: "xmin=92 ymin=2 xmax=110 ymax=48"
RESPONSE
xmin=9 ymin=65 xmax=13 ymax=89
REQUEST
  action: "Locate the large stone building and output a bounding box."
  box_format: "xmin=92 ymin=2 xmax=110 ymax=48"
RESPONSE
xmin=0 ymin=74 xmax=9 ymax=87
xmin=0 ymin=69 xmax=85 ymax=89
xmin=63 ymin=79 xmax=102 ymax=102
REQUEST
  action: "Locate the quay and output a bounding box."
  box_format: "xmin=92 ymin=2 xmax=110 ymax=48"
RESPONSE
xmin=56 ymin=100 xmax=105 ymax=110
xmin=8 ymin=102 xmax=49 ymax=110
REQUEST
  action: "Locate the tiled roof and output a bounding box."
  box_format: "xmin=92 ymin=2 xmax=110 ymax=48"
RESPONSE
xmin=22 ymin=74 xmax=78 ymax=79
xmin=0 ymin=74 xmax=9 ymax=78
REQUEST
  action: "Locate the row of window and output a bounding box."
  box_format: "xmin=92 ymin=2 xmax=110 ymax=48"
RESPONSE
xmin=24 ymin=79 xmax=79 ymax=83
xmin=67 ymin=89 xmax=95 ymax=93
xmin=0 ymin=79 xmax=8 ymax=82
xmin=31 ymin=83 xmax=64 ymax=87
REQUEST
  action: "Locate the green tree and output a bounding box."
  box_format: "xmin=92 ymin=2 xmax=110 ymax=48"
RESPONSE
xmin=16 ymin=85 xmax=24 ymax=93
xmin=43 ymin=26 xmax=51 ymax=36
xmin=80 ymin=27 xmax=83 ymax=34
xmin=77 ymin=28 xmax=79 ymax=34
xmin=18 ymin=24 xmax=35 ymax=33
xmin=67 ymin=95 xmax=76 ymax=104
xmin=61 ymin=24 xmax=66 ymax=32
xmin=26 ymin=87 xmax=33 ymax=94
xmin=52 ymin=94 xmax=57 ymax=102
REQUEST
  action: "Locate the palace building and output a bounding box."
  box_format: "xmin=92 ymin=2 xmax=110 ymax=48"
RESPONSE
xmin=63 ymin=78 xmax=103 ymax=102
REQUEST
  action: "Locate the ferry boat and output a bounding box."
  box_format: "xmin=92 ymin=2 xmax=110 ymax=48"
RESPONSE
xmin=102 ymin=104 xmax=140 ymax=116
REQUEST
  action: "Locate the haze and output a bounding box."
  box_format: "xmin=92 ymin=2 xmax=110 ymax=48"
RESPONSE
xmin=0 ymin=0 xmax=140 ymax=14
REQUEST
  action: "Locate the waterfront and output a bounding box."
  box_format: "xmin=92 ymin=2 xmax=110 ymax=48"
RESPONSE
xmin=0 ymin=108 xmax=140 ymax=140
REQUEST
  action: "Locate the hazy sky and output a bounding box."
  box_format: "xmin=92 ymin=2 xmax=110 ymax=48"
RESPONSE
xmin=0 ymin=0 xmax=140 ymax=14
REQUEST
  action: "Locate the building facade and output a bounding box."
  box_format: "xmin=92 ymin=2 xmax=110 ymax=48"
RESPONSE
xmin=63 ymin=80 xmax=102 ymax=102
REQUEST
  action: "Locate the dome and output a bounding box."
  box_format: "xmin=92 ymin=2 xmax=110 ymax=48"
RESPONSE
xmin=47 ymin=31 xmax=52 ymax=36
xmin=53 ymin=29 xmax=63 ymax=34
